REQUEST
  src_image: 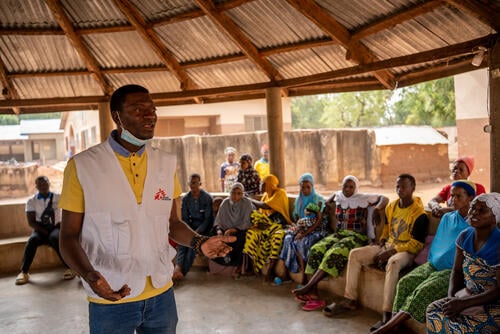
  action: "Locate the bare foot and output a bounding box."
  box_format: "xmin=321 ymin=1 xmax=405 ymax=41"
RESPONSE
xmin=292 ymin=284 xmax=312 ymax=296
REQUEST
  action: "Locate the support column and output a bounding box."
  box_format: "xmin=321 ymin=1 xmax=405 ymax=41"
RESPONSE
xmin=98 ymin=102 xmax=114 ymax=143
xmin=266 ymin=87 xmax=286 ymax=187
xmin=490 ymin=38 xmax=500 ymax=192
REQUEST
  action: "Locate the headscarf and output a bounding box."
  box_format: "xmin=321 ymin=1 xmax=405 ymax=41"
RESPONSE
xmin=455 ymin=156 xmax=474 ymax=174
xmin=472 ymin=192 xmax=500 ymax=224
xmin=261 ymin=174 xmax=292 ymax=224
xmin=451 ymin=180 xmax=476 ymax=197
xmin=214 ymin=182 xmax=253 ymax=230
xmin=224 ymin=146 xmax=236 ymax=155
xmin=334 ymin=175 xmax=379 ymax=209
xmin=293 ymin=173 xmax=324 ymax=219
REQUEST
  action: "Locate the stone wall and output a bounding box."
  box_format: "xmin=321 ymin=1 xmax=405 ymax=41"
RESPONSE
xmin=0 ymin=164 xmax=38 ymax=199
xmin=153 ymin=129 xmax=447 ymax=193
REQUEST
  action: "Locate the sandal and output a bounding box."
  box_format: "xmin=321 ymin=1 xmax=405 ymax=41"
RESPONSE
xmin=63 ymin=269 xmax=76 ymax=280
xmin=302 ymin=299 xmax=326 ymax=311
xmin=323 ymin=300 xmax=358 ymax=317
xmin=294 ymin=294 xmax=315 ymax=303
xmin=369 ymin=320 xmax=385 ymax=332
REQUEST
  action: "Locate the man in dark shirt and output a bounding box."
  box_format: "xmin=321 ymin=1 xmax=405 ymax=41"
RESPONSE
xmin=173 ymin=173 xmax=213 ymax=280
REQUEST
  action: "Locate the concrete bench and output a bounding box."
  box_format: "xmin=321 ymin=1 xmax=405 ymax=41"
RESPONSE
xmin=0 ymin=236 xmax=63 ymax=275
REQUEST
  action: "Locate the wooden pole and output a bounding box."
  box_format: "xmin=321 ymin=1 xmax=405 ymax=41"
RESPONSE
xmin=489 ymin=38 xmax=500 ymax=192
xmin=98 ymin=102 xmax=114 ymax=143
xmin=266 ymin=87 xmax=286 ymax=187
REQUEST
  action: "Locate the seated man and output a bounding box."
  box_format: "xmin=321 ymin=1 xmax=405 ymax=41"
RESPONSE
xmin=324 ymin=174 xmax=428 ymax=331
xmin=15 ymin=176 xmax=74 ymax=285
xmin=173 ymin=173 xmax=213 ymax=281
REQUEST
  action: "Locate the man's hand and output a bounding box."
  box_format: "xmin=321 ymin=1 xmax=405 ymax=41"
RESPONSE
xmin=373 ymin=248 xmax=396 ymax=269
xmin=224 ymin=228 xmax=237 ymax=236
xmin=200 ymin=235 xmax=236 ymax=258
xmin=84 ymin=271 xmax=131 ymax=302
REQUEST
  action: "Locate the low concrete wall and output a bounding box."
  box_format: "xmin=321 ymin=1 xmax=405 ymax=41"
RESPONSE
xmin=153 ymin=129 xmax=378 ymax=192
xmin=0 ymin=164 xmax=38 ymax=199
xmin=0 ymin=202 xmax=29 ymax=239
xmin=153 ymin=129 xmax=448 ymax=192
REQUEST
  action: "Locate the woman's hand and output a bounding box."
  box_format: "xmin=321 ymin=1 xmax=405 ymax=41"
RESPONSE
xmin=443 ymin=297 xmax=465 ymax=320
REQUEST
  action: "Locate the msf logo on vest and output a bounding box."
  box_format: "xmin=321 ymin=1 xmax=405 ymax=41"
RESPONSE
xmin=154 ymin=188 xmax=171 ymax=201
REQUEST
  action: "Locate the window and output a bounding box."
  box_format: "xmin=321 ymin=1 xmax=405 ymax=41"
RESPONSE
xmin=244 ymin=115 xmax=267 ymax=131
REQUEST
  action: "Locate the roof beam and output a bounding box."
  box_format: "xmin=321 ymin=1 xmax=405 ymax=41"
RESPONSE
xmin=111 ymin=0 xmax=196 ymax=90
xmin=1 ymin=34 xmax=496 ymax=112
xmin=44 ymin=0 xmax=114 ymax=96
xmin=0 ymin=56 xmax=21 ymax=114
xmin=285 ymin=0 xmax=396 ymax=89
xmin=194 ymin=0 xmax=283 ymax=82
xmin=351 ymin=0 xmax=444 ymax=41
xmin=444 ymin=0 xmax=500 ymax=31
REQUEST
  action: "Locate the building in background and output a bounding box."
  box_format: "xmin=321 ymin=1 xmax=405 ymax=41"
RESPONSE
xmin=0 ymin=119 xmax=64 ymax=163
xmin=454 ymin=68 xmax=490 ymax=191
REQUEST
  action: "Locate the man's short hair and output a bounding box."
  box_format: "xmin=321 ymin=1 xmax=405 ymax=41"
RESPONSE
xmin=189 ymin=173 xmax=201 ymax=181
xmin=110 ymin=84 xmax=149 ymax=113
xmin=397 ymin=173 xmax=416 ymax=188
xmin=35 ymin=176 xmax=49 ymax=184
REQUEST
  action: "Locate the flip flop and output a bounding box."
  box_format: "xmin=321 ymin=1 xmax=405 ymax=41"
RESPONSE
xmin=294 ymin=294 xmax=315 ymax=303
xmin=322 ymin=301 xmax=357 ymax=317
xmin=369 ymin=320 xmax=385 ymax=332
xmin=302 ymin=299 xmax=326 ymax=311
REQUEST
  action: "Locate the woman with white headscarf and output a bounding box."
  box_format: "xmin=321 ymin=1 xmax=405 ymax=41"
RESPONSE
xmin=211 ymin=183 xmax=254 ymax=272
xmin=292 ymin=175 xmax=389 ymax=311
xmin=426 ymin=192 xmax=500 ymax=333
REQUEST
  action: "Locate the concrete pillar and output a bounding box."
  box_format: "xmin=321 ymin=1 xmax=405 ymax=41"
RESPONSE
xmin=266 ymin=87 xmax=286 ymax=186
xmin=98 ymin=102 xmax=114 ymax=143
xmin=490 ymin=38 xmax=500 ymax=192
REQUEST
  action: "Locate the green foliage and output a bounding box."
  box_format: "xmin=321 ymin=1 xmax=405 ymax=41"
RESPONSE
xmin=0 ymin=112 xmax=61 ymax=125
xmin=291 ymin=77 xmax=456 ymax=128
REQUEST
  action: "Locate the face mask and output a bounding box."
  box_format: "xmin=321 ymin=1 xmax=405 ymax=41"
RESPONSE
xmin=116 ymin=113 xmax=149 ymax=147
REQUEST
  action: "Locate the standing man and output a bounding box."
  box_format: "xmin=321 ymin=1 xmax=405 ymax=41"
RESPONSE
xmin=59 ymin=84 xmax=235 ymax=334
xmin=324 ymin=174 xmax=428 ymax=331
xmin=254 ymin=144 xmax=270 ymax=180
xmin=173 ymin=173 xmax=213 ymax=281
xmin=15 ymin=176 xmax=75 ymax=285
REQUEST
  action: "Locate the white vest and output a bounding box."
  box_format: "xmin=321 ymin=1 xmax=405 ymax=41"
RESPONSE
xmin=74 ymin=141 xmax=176 ymax=299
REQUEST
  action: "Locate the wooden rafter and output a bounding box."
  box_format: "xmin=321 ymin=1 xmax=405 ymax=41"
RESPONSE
xmin=111 ymin=0 xmax=196 ymax=90
xmin=444 ymin=0 xmax=500 ymax=31
xmin=0 ymin=56 xmax=21 ymax=114
xmin=1 ymin=33 xmax=495 ymax=113
xmin=194 ymin=0 xmax=283 ymax=82
xmin=351 ymin=0 xmax=444 ymax=41
xmin=285 ymin=0 xmax=396 ymax=89
xmin=45 ymin=0 xmax=113 ymax=96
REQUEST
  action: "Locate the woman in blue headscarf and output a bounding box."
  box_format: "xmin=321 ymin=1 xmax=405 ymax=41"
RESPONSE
xmin=273 ymin=173 xmax=328 ymax=286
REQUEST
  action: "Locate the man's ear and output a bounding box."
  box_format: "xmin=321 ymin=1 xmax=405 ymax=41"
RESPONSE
xmin=111 ymin=111 xmax=120 ymax=125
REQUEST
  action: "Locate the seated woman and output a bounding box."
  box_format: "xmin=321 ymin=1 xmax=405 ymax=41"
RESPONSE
xmin=210 ymin=183 xmax=254 ymax=277
xmin=428 ymin=156 xmax=486 ymax=218
xmin=372 ymin=180 xmax=476 ymax=334
xmin=244 ymin=174 xmax=292 ymax=281
xmin=276 ymin=173 xmax=328 ymax=285
xmin=236 ymin=154 xmax=261 ymax=196
xmin=426 ymin=192 xmax=500 ymax=333
xmin=292 ymin=175 xmax=388 ymax=311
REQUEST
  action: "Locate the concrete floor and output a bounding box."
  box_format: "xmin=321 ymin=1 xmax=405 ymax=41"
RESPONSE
xmin=0 ymin=267 xmax=381 ymax=334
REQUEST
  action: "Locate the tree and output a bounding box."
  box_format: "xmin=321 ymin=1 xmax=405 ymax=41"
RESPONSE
xmin=291 ymin=77 xmax=456 ymax=128
xmin=0 ymin=112 xmax=61 ymax=125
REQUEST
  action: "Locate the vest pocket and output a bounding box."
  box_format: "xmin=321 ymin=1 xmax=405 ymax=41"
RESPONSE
xmin=112 ymin=219 xmax=131 ymax=256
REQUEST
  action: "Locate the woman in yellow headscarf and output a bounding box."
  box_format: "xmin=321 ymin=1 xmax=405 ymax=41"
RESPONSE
xmin=244 ymin=174 xmax=292 ymax=281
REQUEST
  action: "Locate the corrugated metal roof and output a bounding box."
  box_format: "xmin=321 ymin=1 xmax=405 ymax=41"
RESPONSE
xmin=0 ymin=125 xmax=27 ymax=141
xmin=374 ymin=125 xmax=448 ymax=146
xmin=0 ymin=0 xmax=497 ymax=112
xmin=19 ymin=119 xmax=63 ymax=134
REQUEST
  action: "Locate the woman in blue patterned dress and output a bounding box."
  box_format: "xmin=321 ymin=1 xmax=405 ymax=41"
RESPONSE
xmin=426 ymin=192 xmax=500 ymax=333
